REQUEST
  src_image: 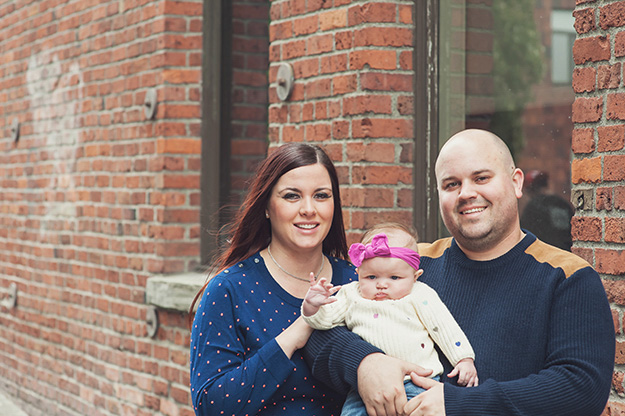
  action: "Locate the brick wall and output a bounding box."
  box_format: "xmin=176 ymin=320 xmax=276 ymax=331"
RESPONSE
xmin=0 ymin=1 xmax=202 ymax=415
xmin=571 ymin=0 xmax=625 ymax=412
xmin=229 ymin=0 xmax=270 ymax=203
xmin=268 ymin=0 xmax=416 ymax=243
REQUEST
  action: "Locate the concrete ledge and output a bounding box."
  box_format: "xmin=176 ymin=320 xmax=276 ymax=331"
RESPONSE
xmin=0 ymin=390 xmax=28 ymax=416
xmin=146 ymin=272 xmax=207 ymax=312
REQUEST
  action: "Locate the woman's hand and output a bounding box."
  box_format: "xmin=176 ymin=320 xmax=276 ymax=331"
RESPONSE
xmin=275 ymin=316 xmax=314 ymax=359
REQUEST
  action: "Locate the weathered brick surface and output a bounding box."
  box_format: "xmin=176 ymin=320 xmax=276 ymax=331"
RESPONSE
xmin=0 ymin=1 xmax=207 ymax=415
xmin=268 ymin=0 xmax=415 ymax=232
xmin=571 ymin=2 xmax=625 ymax=411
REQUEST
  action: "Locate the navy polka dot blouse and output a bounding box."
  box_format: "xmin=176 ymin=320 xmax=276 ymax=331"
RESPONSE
xmin=190 ymin=253 xmax=357 ymax=415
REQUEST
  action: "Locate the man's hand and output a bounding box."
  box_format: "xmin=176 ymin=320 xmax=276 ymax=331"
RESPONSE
xmin=357 ymin=353 xmax=432 ymax=416
xmin=403 ymin=374 xmax=445 ymax=416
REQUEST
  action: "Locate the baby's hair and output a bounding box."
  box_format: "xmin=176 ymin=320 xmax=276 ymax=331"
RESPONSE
xmin=361 ymin=222 xmax=419 ymax=248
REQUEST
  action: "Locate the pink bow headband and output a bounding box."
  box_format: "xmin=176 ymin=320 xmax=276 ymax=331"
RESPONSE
xmin=348 ymin=233 xmax=421 ymax=270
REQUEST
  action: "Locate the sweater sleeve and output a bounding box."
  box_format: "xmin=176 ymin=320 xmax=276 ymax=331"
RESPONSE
xmin=189 ymin=278 xmax=296 ymax=416
xmin=444 ymin=267 xmax=614 ymax=416
xmin=412 ymin=283 xmax=474 ymax=366
xmin=302 ymin=282 xmax=352 ymax=330
xmin=303 ymin=325 xmax=383 ymax=394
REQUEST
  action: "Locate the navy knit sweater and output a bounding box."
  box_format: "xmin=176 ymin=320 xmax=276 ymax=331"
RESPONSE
xmin=305 ymin=232 xmax=614 ymax=416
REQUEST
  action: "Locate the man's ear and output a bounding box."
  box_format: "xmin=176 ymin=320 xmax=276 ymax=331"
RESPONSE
xmin=512 ymin=168 xmax=524 ymax=199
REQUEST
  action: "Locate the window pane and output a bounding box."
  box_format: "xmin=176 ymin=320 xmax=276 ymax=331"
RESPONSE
xmin=437 ymin=0 xmax=575 ymax=251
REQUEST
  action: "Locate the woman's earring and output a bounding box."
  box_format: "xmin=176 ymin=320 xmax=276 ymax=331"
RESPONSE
xmin=265 ymin=212 xmax=269 ymax=219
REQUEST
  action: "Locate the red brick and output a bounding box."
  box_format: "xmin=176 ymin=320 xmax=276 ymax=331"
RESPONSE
xmin=350 ymin=50 xmax=397 ymax=70
xmin=304 ymin=78 xmax=331 ymax=99
xmin=292 ymin=15 xmax=318 ymax=36
xmin=269 ymin=21 xmax=293 ymax=42
xmin=571 ymin=216 xmax=602 ymax=242
xmin=573 ymin=67 xmax=596 ymax=93
xmin=352 ymin=165 xmax=412 ymax=185
xmin=574 ymin=96 xmax=604 ymax=123
xmin=572 ymin=128 xmax=596 ymax=154
xmin=282 ymin=39 xmax=306 ymax=59
xmin=599 ymin=126 xmax=624 ymax=153
xmin=399 ymin=50 xmax=412 ymax=70
xmin=319 ymin=9 xmax=347 ymax=31
xmin=326 ymin=120 xmax=348 ymax=142
xmin=353 ymin=27 xmax=413 ymax=47
xmin=308 ymin=33 xmax=334 ymax=55
xmin=571 ymin=157 xmax=602 ymax=183
xmin=604 ymin=155 xmax=625 ymax=181
xmin=348 ymin=3 xmax=397 ymax=25
xmin=320 ymin=53 xmax=348 ymax=74
xmin=398 ymin=96 xmax=414 ymax=115
xmin=332 ymin=74 xmax=358 ymax=95
xmin=596 ymin=249 xmax=625 ymax=275
xmin=573 ymin=35 xmax=611 ymax=64
xmin=361 ymin=72 xmax=413 ymax=92
xmin=598 ymin=63 xmax=621 ymax=90
xmin=605 ymin=218 xmax=625 ymax=243
xmin=616 ymin=340 xmax=625 ymax=365
xmin=399 ymin=4 xmax=413 ymax=24
xmin=346 ymin=142 xmax=396 ymax=163
xmin=335 ymin=31 xmax=353 ymax=50
xmin=615 ymin=186 xmax=625 ymax=210
xmin=292 ymin=57 xmax=319 ymax=80
xmin=616 ymin=31 xmax=625 ymax=57
xmin=343 ymin=95 xmax=392 ymax=116
xmin=574 ymin=8 xmax=596 ymax=34
xmin=599 ymin=2 xmax=625 ymax=29
xmin=305 ymin=123 xmax=331 ymax=141
xmin=352 ymin=118 xmax=413 ymax=139
xmin=607 ymin=93 xmax=625 ymax=120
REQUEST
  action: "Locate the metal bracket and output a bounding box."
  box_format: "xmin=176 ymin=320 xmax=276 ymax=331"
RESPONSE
xmin=146 ymin=305 xmax=159 ymax=338
xmin=276 ymin=63 xmax=294 ymax=101
xmin=10 ymin=119 xmax=20 ymax=142
xmin=572 ymin=189 xmax=593 ymax=211
xmin=144 ymin=89 xmax=158 ymax=120
xmin=1 ymin=283 xmax=17 ymax=309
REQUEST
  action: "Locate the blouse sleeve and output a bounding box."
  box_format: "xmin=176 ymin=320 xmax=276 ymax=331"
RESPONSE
xmin=189 ymin=277 xmax=295 ymax=416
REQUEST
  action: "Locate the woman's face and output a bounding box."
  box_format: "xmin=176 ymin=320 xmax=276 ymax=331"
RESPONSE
xmin=266 ymin=163 xmax=334 ymax=253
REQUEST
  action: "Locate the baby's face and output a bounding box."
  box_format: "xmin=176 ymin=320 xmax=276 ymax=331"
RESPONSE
xmin=358 ymin=256 xmax=417 ymax=301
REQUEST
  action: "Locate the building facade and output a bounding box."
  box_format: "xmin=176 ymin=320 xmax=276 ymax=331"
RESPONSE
xmin=0 ymin=0 xmax=623 ymax=415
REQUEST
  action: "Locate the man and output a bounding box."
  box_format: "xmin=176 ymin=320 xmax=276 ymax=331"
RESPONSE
xmin=304 ymin=129 xmax=614 ymax=415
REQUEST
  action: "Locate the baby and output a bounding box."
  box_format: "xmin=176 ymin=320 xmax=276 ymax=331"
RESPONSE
xmin=302 ymin=223 xmax=477 ymax=416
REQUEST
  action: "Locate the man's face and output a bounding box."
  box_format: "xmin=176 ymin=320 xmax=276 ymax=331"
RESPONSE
xmin=435 ymin=135 xmax=523 ymax=255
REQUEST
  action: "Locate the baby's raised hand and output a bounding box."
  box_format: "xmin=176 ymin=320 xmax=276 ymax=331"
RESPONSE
xmin=448 ymin=358 xmax=479 ymax=387
xmin=302 ymin=274 xmax=341 ymax=317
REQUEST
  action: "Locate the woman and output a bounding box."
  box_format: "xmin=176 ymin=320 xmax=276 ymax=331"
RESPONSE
xmin=189 ymin=143 xmax=356 ymax=415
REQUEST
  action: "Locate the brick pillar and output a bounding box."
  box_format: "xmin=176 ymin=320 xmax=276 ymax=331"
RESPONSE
xmin=571 ymin=0 xmax=625 ymax=411
xmin=268 ymin=1 xmax=415 ymax=242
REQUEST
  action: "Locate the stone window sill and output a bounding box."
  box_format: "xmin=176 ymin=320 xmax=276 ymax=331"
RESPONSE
xmin=146 ymin=272 xmax=207 ymax=312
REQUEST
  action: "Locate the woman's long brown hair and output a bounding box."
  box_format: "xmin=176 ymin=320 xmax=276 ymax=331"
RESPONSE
xmin=188 ymin=143 xmax=348 ymax=327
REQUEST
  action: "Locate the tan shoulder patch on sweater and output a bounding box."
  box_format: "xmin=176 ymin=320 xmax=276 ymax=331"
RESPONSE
xmin=417 ymin=237 xmax=453 ymax=259
xmin=525 ymin=239 xmax=591 ymax=278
